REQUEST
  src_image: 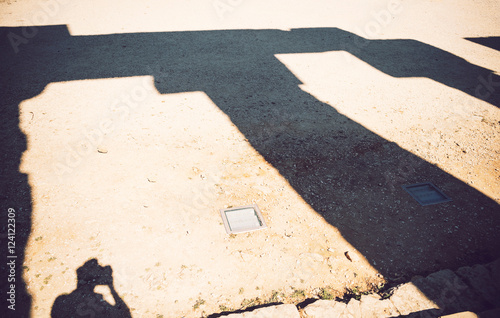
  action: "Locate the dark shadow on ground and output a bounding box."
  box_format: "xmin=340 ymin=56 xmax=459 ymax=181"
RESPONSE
xmin=51 ymin=259 xmax=131 ymax=318
xmin=1 ymin=25 xmax=499 ymax=317
xmin=465 ymin=36 xmax=500 ymax=52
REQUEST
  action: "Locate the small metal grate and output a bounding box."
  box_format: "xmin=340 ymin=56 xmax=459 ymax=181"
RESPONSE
xmin=402 ymin=182 xmax=452 ymax=206
xmin=220 ymin=204 xmax=267 ymax=234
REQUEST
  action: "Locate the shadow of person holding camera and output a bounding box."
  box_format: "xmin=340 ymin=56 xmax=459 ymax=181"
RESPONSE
xmin=51 ymin=259 xmax=131 ymax=318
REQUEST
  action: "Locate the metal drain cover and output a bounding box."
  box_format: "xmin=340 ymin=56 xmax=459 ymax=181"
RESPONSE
xmin=220 ymin=204 xmax=267 ymax=234
xmin=402 ymin=182 xmax=452 ymax=206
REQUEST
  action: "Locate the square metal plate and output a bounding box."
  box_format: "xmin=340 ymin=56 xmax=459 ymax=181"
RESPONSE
xmin=402 ymin=182 xmax=452 ymax=206
xmin=220 ymin=204 xmax=267 ymax=234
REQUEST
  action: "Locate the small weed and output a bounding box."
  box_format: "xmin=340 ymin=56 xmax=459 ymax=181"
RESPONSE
xmin=372 ymin=281 xmax=387 ymax=295
xmin=219 ymin=305 xmax=230 ymax=312
xmin=239 ymin=287 xmax=244 ymax=294
xmin=318 ymin=288 xmax=335 ymax=300
xmin=269 ymin=290 xmax=284 ymax=303
xmin=193 ymin=298 xmax=205 ymax=310
xmin=379 ymin=285 xmax=394 ymax=300
xmin=43 ymin=275 xmax=52 ymax=285
xmin=347 ymin=286 xmax=369 ymax=301
xmin=291 ymin=289 xmax=306 ymax=299
xmin=241 ymin=297 xmax=260 ymax=308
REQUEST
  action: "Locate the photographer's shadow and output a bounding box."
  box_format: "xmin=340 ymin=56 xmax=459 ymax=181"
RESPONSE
xmin=51 ymin=259 xmax=131 ymax=318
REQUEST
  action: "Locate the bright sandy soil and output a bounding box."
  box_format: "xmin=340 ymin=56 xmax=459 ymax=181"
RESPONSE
xmin=1 ymin=0 xmax=499 ymax=317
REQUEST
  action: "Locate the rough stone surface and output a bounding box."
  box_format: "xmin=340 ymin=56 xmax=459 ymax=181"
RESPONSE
xmin=456 ymin=264 xmax=500 ymax=307
xmin=213 ymin=260 xmax=500 ymax=317
xmin=339 ymin=298 xmax=361 ymax=318
xmin=411 ymin=269 xmax=489 ymax=315
xmin=485 ymin=258 xmax=500 ymax=289
xmin=359 ymin=294 xmax=400 ymax=318
xmin=303 ymin=299 xmax=347 ymax=318
xmin=389 ymin=282 xmax=439 ymax=315
xmin=477 ymin=307 xmax=500 ymax=318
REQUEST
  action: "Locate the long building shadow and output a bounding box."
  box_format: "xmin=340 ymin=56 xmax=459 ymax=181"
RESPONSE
xmin=465 ymin=36 xmax=500 ymax=52
xmin=1 ymin=25 xmax=499 ymax=317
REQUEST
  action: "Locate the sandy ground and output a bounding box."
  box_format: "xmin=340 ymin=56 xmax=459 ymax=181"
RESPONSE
xmin=1 ymin=0 xmax=500 ymax=317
